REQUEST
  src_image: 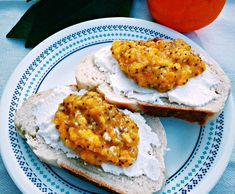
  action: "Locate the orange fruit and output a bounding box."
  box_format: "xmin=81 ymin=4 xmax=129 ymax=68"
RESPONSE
xmin=147 ymin=0 xmax=226 ymax=32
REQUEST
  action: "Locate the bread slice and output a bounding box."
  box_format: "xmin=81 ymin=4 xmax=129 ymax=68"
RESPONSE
xmin=14 ymin=86 xmax=167 ymax=194
xmin=75 ymin=48 xmax=231 ymax=125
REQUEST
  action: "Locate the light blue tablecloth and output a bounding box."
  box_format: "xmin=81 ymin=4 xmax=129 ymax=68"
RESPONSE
xmin=0 ymin=0 xmax=234 ymax=193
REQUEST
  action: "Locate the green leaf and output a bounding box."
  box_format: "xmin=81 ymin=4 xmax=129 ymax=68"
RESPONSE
xmin=26 ymin=0 xmax=133 ymax=47
xmin=6 ymin=1 xmax=46 ymax=39
xmin=6 ymin=0 xmax=133 ymax=48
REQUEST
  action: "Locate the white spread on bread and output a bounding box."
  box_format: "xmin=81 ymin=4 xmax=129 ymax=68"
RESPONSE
xmin=167 ymin=70 xmax=219 ymax=106
xmin=32 ymin=86 xmax=86 ymax=158
xmin=94 ymin=46 xmax=219 ymax=107
xmin=31 ymin=86 xmax=161 ymax=181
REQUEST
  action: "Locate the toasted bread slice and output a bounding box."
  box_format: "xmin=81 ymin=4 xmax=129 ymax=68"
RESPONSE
xmin=75 ymin=50 xmax=231 ymax=125
xmin=14 ymin=86 xmax=167 ymax=194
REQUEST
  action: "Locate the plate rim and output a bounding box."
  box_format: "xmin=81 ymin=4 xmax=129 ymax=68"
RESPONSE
xmin=0 ymin=17 xmax=234 ymax=194
xmin=193 ymin=94 xmax=235 ymax=194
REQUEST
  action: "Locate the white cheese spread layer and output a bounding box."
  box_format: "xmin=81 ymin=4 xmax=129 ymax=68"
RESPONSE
xmin=94 ymin=46 xmax=219 ymax=106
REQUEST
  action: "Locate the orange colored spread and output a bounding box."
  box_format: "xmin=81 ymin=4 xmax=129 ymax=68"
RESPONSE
xmin=53 ymin=92 xmax=139 ymax=167
xmin=111 ymin=38 xmax=206 ymax=92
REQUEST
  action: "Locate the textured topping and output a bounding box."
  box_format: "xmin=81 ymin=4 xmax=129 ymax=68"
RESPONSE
xmin=53 ymin=92 xmax=139 ymax=167
xmin=111 ymin=38 xmax=206 ymax=92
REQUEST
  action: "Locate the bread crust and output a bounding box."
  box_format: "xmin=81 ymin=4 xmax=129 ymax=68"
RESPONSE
xmin=58 ymin=161 xmax=125 ymax=194
xmin=138 ymin=102 xmax=214 ymax=125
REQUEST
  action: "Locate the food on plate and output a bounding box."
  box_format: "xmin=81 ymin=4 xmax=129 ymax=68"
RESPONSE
xmin=75 ymin=38 xmax=231 ymax=125
xmin=14 ymin=85 xmax=167 ymax=194
xmin=54 ymin=91 xmax=139 ymax=167
xmin=111 ymin=38 xmax=206 ymax=92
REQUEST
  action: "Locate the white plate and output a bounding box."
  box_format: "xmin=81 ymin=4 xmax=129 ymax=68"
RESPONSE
xmin=0 ymin=18 xmax=234 ymax=194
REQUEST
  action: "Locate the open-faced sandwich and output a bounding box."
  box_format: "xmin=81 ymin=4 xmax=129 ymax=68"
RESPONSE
xmin=14 ymin=37 xmax=231 ymax=194
xmin=14 ymin=85 xmax=167 ymax=194
xmin=75 ymin=38 xmax=231 ymax=125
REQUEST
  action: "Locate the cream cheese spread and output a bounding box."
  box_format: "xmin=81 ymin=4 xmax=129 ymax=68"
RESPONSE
xmin=32 ymin=86 xmax=87 ymax=158
xmin=94 ymin=46 xmax=219 ymax=106
xmin=31 ymin=86 xmax=161 ymax=181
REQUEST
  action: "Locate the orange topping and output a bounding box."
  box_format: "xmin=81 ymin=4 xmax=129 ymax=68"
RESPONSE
xmin=111 ymin=38 xmax=206 ymax=92
xmin=53 ymin=92 xmax=139 ymax=167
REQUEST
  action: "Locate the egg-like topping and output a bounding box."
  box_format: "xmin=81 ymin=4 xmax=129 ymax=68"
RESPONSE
xmin=111 ymin=38 xmax=206 ymax=92
xmin=53 ymin=91 xmax=139 ymax=167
